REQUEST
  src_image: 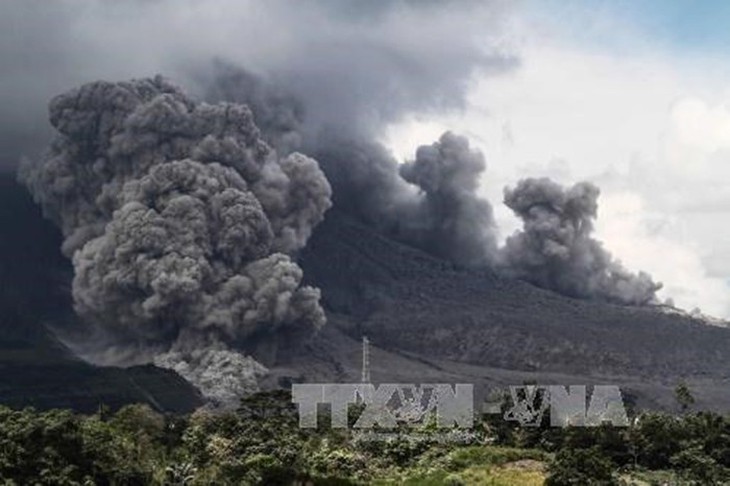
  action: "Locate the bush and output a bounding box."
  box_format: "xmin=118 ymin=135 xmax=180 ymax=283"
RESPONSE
xmin=546 ymin=447 xmax=618 ymax=486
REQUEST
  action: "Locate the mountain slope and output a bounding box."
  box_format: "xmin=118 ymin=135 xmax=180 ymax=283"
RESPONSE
xmin=4 ymin=172 xmax=730 ymax=412
xmin=261 ymin=209 xmax=730 ymax=410
xmin=0 ymin=175 xmax=203 ymax=412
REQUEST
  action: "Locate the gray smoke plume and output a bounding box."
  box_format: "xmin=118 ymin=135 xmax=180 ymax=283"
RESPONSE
xmin=204 ymin=64 xmax=502 ymax=266
xmin=19 ymin=76 xmax=331 ymax=403
xmin=204 ymin=64 xmax=660 ymax=303
xmin=0 ymin=1 xmax=517 ymax=172
xmin=5 ymin=1 xmax=661 ymax=331
xmin=3 ymin=0 xmax=516 ymax=271
xmin=500 ymin=177 xmax=662 ymax=305
xmin=399 ymin=132 xmax=498 ymax=266
xmin=187 ymin=0 xmax=517 ymax=266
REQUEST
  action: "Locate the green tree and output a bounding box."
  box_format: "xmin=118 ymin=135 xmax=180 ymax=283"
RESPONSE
xmin=630 ymin=412 xmax=685 ymax=469
xmin=671 ymin=445 xmax=727 ymax=484
xmin=546 ymin=446 xmax=618 ymax=486
xmin=675 ymin=382 xmax=695 ymax=413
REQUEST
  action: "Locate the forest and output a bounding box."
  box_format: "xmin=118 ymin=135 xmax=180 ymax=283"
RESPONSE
xmin=1 ymin=387 xmax=728 ymax=485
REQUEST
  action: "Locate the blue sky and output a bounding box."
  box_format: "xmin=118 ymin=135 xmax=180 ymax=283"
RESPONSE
xmin=527 ymin=0 xmax=730 ymax=55
xmin=617 ymin=0 xmax=730 ymax=50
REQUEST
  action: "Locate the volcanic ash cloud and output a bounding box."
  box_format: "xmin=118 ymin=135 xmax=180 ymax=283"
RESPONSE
xmin=205 ymin=64 xmax=503 ymax=268
xmin=501 ymin=177 xmax=661 ymax=305
xmin=19 ymin=76 xmax=332 ymax=406
xmin=208 ymin=66 xmax=659 ymax=306
xmin=399 ymin=131 xmax=499 ymax=266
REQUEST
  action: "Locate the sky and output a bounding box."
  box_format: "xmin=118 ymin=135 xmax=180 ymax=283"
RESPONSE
xmin=383 ymin=0 xmax=730 ymax=318
xmin=3 ymin=0 xmax=730 ymax=318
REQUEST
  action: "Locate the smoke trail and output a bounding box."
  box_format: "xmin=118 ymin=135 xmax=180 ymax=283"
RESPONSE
xmin=500 ymin=177 xmax=662 ymax=305
xmin=20 ymin=76 xmax=331 ymax=405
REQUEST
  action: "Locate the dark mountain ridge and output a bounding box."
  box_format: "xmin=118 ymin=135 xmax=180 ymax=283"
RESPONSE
xmin=0 ymin=174 xmax=202 ymax=412
xmin=261 ymin=208 xmax=730 ymax=410
xmin=300 ymin=209 xmax=730 ymax=378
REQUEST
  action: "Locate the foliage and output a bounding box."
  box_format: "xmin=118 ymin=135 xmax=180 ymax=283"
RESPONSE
xmin=675 ymin=382 xmax=696 ymax=413
xmin=5 ymin=392 xmax=730 ymax=484
xmin=545 ymin=447 xmax=618 ymax=485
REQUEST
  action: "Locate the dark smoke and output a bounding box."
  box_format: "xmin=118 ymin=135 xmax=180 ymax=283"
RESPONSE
xmin=500 ymin=177 xmax=662 ymax=305
xmin=5 ymin=2 xmax=665 ymax=407
xmin=19 ymin=77 xmax=331 ymax=405
xmin=202 ymin=60 xmax=660 ymax=304
xmin=202 ymin=63 xmax=661 ymax=306
xmin=194 ymin=0 xmax=517 ymax=260
xmin=3 ymin=0 xmax=517 ymax=273
xmin=0 ymin=0 xmax=517 ymax=171
xmin=204 ymin=63 xmax=501 ymax=266
xmin=6 ymin=0 xmax=531 ymax=403
xmin=399 ymin=132 xmax=498 ymax=266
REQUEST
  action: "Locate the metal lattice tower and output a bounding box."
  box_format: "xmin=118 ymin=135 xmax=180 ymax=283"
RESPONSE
xmin=361 ymin=336 xmax=371 ymax=383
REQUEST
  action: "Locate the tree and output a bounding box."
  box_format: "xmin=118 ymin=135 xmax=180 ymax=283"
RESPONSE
xmin=546 ymin=446 xmax=618 ymax=486
xmin=675 ymin=382 xmax=695 ymax=413
xmin=671 ymin=445 xmax=727 ymax=484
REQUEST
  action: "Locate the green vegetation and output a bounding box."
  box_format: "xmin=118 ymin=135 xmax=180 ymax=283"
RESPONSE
xmin=3 ymin=390 xmax=730 ymax=484
xmin=675 ymin=382 xmax=695 ymax=413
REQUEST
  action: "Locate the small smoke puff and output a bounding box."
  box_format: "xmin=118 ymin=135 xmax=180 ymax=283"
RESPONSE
xmin=502 ymin=177 xmax=661 ymax=305
xmin=399 ymin=131 xmax=498 ymax=266
xmin=402 ymin=132 xmax=485 ymax=194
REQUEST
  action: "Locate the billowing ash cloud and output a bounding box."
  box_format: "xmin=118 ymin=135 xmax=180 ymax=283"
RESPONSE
xmin=3 ymin=0 xmax=515 ymax=271
xmin=399 ymin=132 xmax=498 ymax=266
xmin=204 ymin=63 xmax=659 ymax=303
xmin=188 ymin=2 xmax=517 ymax=267
xmin=500 ymin=177 xmax=662 ymax=305
xmin=205 ymin=64 xmax=502 ymax=267
xmin=6 ymin=0 xmax=661 ymax=343
xmin=19 ymin=76 xmax=331 ymax=405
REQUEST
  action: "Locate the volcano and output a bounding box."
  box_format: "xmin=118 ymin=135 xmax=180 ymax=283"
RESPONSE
xmin=3 ymin=173 xmax=730 ymax=412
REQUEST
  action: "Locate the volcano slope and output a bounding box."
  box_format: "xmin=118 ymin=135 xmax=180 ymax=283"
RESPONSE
xmin=259 ymin=208 xmax=730 ymax=411
xmin=0 ymin=175 xmax=202 ymax=412
xmin=4 ymin=172 xmax=730 ymax=413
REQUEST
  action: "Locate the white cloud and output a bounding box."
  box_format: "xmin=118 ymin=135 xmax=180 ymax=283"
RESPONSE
xmin=383 ymin=35 xmax=730 ymax=318
xmin=669 ymin=97 xmax=730 ymax=153
xmin=596 ymin=191 xmax=730 ymax=317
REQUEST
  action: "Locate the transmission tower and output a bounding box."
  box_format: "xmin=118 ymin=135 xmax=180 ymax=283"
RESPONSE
xmin=361 ymin=336 xmax=371 ymax=383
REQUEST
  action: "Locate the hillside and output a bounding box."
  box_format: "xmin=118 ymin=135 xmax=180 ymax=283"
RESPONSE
xmin=0 ymin=174 xmax=203 ymax=412
xmin=261 ymin=209 xmax=730 ymax=410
